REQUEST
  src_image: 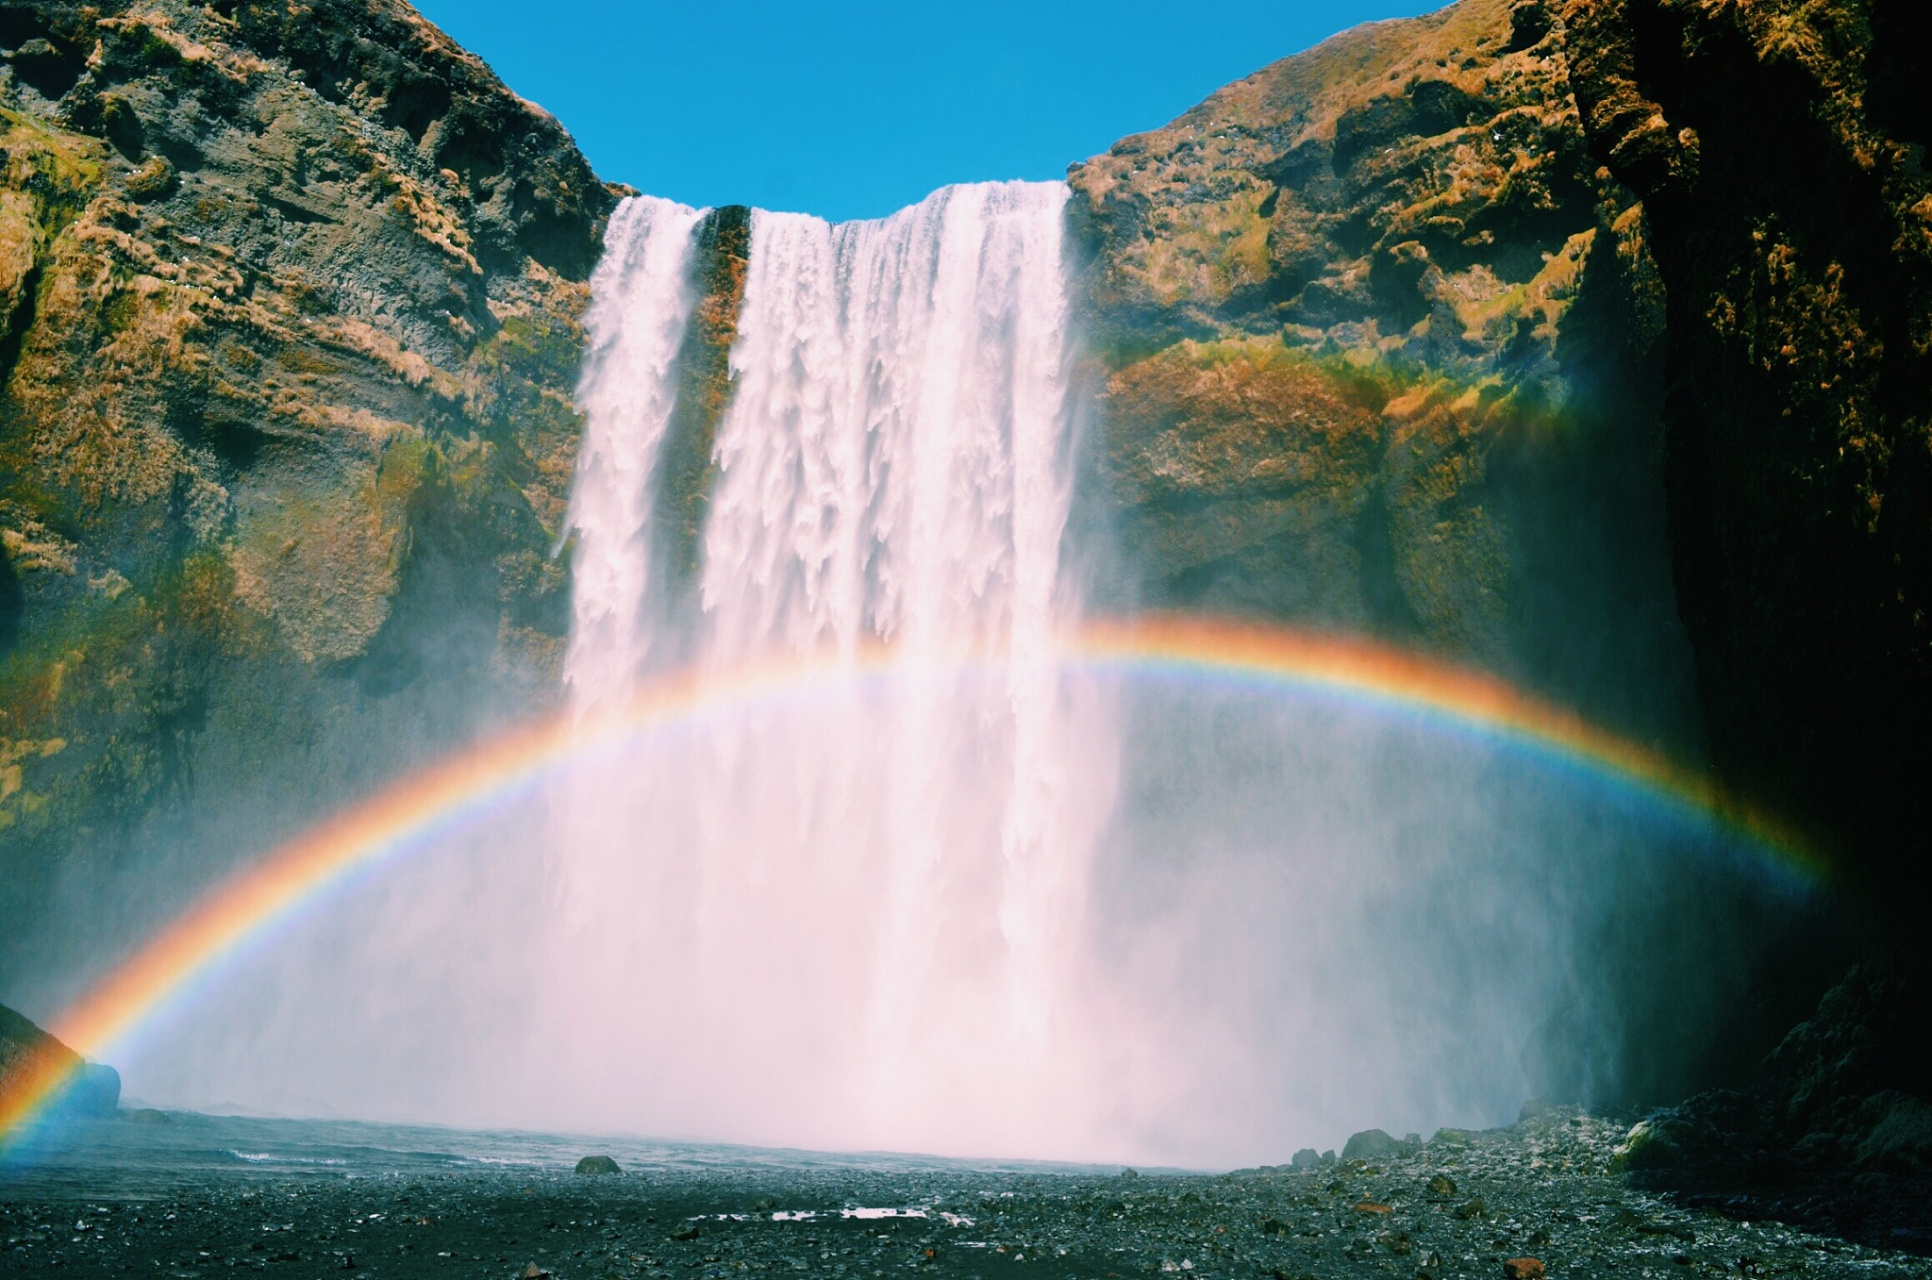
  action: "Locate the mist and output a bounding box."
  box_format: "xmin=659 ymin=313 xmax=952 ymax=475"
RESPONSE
xmin=95 ymin=183 xmax=1812 ymax=1170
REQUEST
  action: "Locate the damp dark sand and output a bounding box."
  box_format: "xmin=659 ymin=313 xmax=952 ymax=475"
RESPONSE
xmin=2 ymin=1109 xmax=1925 ymax=1280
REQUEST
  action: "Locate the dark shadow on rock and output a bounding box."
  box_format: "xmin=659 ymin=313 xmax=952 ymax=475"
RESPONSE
xmin=1621 ymin=963 xmax=1932 ymax=1254
xmin=0 ymin=539 xmax=22 ymax=653
xmin=1 ymin=1001 xmax=120 ymax=1119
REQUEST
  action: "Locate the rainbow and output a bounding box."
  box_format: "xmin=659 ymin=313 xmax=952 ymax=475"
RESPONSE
xmin=0 ymin=615 xmax=1821 ymax=1141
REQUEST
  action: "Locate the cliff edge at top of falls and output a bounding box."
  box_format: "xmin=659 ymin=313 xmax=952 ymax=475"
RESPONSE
xmin=0 ymin=0 xmax=622 ymax=992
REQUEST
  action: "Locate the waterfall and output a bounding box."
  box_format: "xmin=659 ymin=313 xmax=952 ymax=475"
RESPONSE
xmin=565 ymin=196 xmax=710 ymax=710
xmin=109 ymin=184 xmax=1805 ymax=1166
xmin=558 ymin=182 xmax=1116 ymax=1156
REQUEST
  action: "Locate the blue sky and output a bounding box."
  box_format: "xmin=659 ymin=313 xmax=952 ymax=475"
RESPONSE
xmin=409 ymin=1 xmax=1440 ymax=222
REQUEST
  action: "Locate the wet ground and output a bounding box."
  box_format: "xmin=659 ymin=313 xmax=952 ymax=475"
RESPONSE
xmin=2 ymin=1107 xmax=1925 ymax=1279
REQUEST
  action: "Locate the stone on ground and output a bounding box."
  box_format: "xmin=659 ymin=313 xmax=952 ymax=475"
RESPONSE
xmin=1342 ymin=1128 xmax=1411 ymax=1160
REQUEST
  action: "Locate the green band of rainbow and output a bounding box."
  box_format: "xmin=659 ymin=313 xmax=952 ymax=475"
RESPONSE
xmin=0 ymin=616 xmax=1821 ymax=1142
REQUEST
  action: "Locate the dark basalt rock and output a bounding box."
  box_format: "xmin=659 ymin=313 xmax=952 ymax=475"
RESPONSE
xmin=1341 ymin=1128 xmax=1415 ymax=1161
xmin=1617 ymin=964 xmax=1932 ymax=1251
xmin=0 ymin=1001 xmax=118 ymax=1117
xmin=574 ymin=1154 xmax=621 ymax=1176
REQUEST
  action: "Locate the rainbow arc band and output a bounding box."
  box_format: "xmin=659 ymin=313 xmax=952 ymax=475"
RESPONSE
xmin=0 ymin=615 xmax=1821 ymax=1141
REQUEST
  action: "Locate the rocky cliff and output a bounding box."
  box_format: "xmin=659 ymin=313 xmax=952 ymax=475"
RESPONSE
xmin=1067 ymin=0 xmax=1698 ymax=756
xmin=1061 ymin=0 xmax=1863 ymax=1105
xmin=1559 ymin=0 xmax=1932 ymax=935
xmin=1549 ymin=0 xmax=1932 ymax=1237
xmin=0 ymin=0 xmax=619 ymax=998
xmin=1067 ymin=0 xmax=1932 ymax=1223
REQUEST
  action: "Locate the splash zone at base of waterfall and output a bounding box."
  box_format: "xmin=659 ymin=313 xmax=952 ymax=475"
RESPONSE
xmin=101 ymin=183 xmax=1812 ymax=1168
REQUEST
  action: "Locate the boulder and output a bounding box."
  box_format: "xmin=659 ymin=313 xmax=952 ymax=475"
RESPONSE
xmin=0 ymin=1002 xmax=118 ymax=1119
xmin=574 ymin=1155 xmax=621 ymax=1176
xmin=1341 ymin=1128 xmax=1413 ymax=1161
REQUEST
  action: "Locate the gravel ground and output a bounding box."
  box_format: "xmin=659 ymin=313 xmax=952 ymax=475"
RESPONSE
xmin=2 ymin=1108 xmax=1926 ymax=1280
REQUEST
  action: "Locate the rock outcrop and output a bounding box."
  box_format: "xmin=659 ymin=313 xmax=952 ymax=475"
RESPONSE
xmin=0 ymin=0 xmax=621 ymax=993
xmin=0 ymin=1000 xmax=118 ymax=1117
xmin=1062 ymin=0 xmax=1932 ymax=1113
xmin=1619 ymin=964 xmax=1932 ymax=1249
xmin=1064 ymin=0 xmax=1808 ymax=1104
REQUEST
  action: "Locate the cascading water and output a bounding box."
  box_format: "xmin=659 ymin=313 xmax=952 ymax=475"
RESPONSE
xmin=112 ymin=181 xmax=1809 ymax=1170
xmin=535 ymin=181 xmax=1805 ymax=1162
xmin=564 ymin=195 xmax=711 ymax=710
xmin=554 ymin=181 xmax=1118 ymax=1156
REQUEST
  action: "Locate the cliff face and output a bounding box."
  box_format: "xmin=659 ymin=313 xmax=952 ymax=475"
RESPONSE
xmin=1 ymin=0 xmax=1916 ymax=1106
xmin=1559 ymin=0 xmax=1932 ymax=929
xmin=0 ymin=0 xmax=618 ymax=995
xmin=1062 ymin=0 xmax=1853 ymax=1104
xmin=1542 ymin=2 xmax=1932 ymax=1218
xmin=1068 ymin=0 xmax=1699 ymax=750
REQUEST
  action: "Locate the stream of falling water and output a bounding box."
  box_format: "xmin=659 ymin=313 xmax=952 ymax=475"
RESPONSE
xmin=106 ymin=182 xmax=1803 ymax=1169
xmin=555 ymin=183 xmax=1119 ymax=1157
